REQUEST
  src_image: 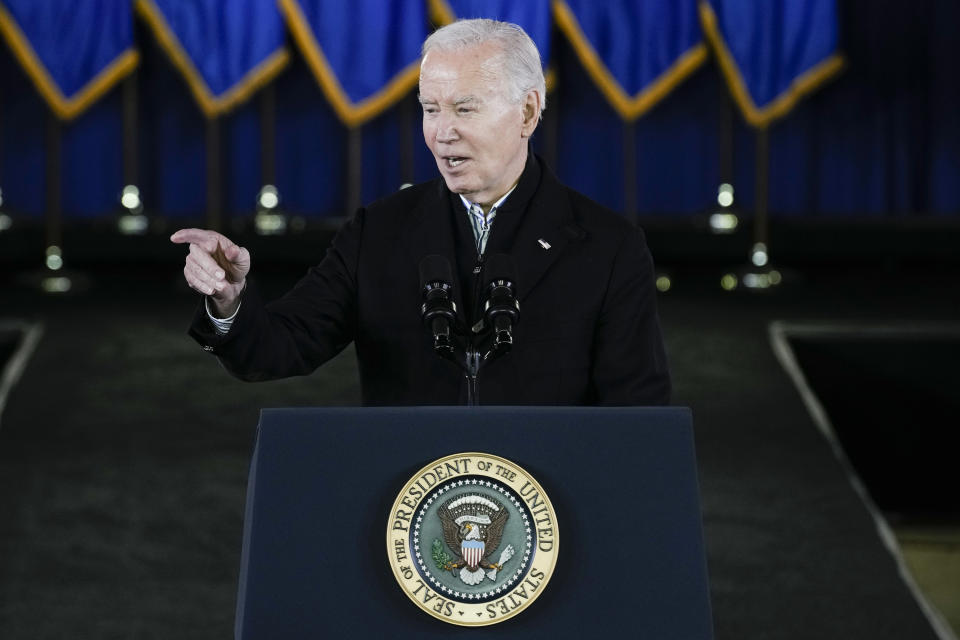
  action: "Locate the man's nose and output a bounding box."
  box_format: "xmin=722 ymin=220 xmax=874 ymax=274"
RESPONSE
xmin=435 ymin=113 xmax=459 ymax=143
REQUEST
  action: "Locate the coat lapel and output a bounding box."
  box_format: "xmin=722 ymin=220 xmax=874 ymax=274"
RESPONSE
xmin=506 ymin=165 xmax=583 ymax=302
xmin=399 ymin=159 xmax=584 ymax=318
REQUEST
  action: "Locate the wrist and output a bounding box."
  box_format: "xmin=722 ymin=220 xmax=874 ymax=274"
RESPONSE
xmin=209 ymin=280 xmax=245 ymax=318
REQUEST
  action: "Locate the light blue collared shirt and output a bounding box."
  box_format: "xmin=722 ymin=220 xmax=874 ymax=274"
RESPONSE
xmin=459 ymin=185 xmax=516 ymax=255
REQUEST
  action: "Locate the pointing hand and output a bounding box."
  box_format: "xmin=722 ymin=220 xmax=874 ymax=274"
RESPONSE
xmin=170 ymin=228 xmax=250 ymax=317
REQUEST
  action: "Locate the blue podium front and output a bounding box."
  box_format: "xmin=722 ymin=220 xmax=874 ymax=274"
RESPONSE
xmin=236 ymin=406 xmax=713 ymax=638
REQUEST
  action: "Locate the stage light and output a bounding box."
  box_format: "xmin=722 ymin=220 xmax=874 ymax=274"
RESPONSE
xmin=751 ymin=242 xmax=769 ymax=267
xmin=721 ymin=273 xmax=738 ymax=291
xmin=45 ymin=245 xmax=63 ymax=271
xmin=255 ymin=185 xmax=286 ymax=235
xmin=769 ymin=270 xmax=782 ymax=285
xmin=717 ymin=183 xmax=734 ymax=208
xmin=118 ymin=185 xmax=148 ymax=235
xmin=121 ymin=185 xmax=141 ymax=211
xmin=743 ymin=272 xmax=771 ymax=289
xmin=118 ymin=214 xmax=148 ymax=235
xmin=709 ymin=212 xmax=739 ymax=233
xmin=655 ymin=274 xmax=672 ymax=292
xmin=258 ymin=185 xmax=279 ymax=210
xmin=255 ymin=214 xmax=285 ymax=234
xmin=41 ymin=276 xmax=71 ymax=293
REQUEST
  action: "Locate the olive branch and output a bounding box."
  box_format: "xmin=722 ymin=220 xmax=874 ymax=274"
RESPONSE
xmin=432 ymin=539 xmax=455 ymax=571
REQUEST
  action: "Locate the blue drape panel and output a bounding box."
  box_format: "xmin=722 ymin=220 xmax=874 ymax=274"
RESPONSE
xmin=279 ymin=0 xmax=426 ymax=127
xmin=558 ymin=0 xmax=703 ymax=96
xmin=701 ymin=0 xmax=843 ymax=127
xmin=553 ymin=0 xmax=706 ymax=121
xmin=135 ymin=0 xmax=288 ymax=116
xmin=0 ymin=0 xmax=137 ymax=119
xmin=434 ymin=0 xmax=552 ymax=66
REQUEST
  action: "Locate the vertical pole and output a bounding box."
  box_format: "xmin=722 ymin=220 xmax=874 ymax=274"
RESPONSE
xmin=806 ymin=106 xmax=820 ymax=215
xmin=347 ymin=126 xmax=362 ymax=214
xmin=754 ymin=126 xmax=769 ymax=250
xmin=399 ymin=93 xmax=414 ymax=186
xmin=719 ymin=86 xmax=734 ymax=185
xmin=622 ymin=120 xmax=638 ymax=223
xmin=206 ymin=116 xmax=221 ymax=231
xmin=45 ymin=113 xmax=62 ymax=256
xmin=260 ymin=84 xmax=276 ymax=187
xmin=122 ymin=69 xmax=139 ymax=187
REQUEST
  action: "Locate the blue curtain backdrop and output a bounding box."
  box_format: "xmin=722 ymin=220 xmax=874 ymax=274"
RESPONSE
xmin=0 ymin=0 xmax=138 ymax=120
xmin=133 ymin=0 xmax=289 ymax=117
xmin=430 ymin=0 xmax=553 ymax=66
xmin=0 ymin=0 xmax=957 ymax=222
xmin=700 ymin=0 xmax=844 ymax=127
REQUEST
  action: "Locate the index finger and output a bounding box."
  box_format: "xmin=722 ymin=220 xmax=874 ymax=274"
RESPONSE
xmin=170 ymin=228 xmax=220 ymax=251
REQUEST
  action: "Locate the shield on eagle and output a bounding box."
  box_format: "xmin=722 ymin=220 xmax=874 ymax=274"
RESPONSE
xmin=461 ymin=539 xmax=484 ymax=569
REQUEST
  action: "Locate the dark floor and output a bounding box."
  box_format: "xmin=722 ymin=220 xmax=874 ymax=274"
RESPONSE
xmin=0 ymin=260 xmax=957 ymax=639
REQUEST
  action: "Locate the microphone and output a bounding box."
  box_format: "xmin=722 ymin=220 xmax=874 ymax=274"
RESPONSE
xmin=481 ymin=253 xmax=519 ymax=356
xmin=419 ymin=255 xmax=457 ymax=358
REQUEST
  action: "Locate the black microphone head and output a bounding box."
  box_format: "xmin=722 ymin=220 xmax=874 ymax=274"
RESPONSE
xmin=419 ymin=254 xmax=454 ymax=291
xmin=482 ymin=253 xmax=518 ymax=292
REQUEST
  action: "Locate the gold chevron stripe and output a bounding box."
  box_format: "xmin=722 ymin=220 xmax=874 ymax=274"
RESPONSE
xmin=135 ymin=0 xmax=289 ymax=118
xmin=279 ymin=0 xmax=421 ymax=128
xmin=553 ymin=0 xmax=707 ymax=121
xmin=699 ymin=0 xmax=845 ymax=129
xmin=0 ymin=3 xmax=139 ymax=120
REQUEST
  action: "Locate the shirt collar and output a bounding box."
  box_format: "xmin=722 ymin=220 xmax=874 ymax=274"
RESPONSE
xmin=458 ymin=185 xmax=517 ymax=217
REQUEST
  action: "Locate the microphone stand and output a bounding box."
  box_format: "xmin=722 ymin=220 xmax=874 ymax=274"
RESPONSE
xmin=458 ymin=325 xmax=518 ymax=406
xmin=420 ymin=254 xmax=518 ymax=406
xmin=464 ymin=348 xmax=481 ymax=406
xmin=429 ymin=334 xmax=511 ymax=407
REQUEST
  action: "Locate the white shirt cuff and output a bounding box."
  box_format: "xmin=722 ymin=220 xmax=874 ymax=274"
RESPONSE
xmin=205 ymin=298 xmax=241 ymax=335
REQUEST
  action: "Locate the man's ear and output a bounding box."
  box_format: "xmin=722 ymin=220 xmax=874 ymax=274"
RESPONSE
xmin=520 ymin=91 xmax=541 ymax=138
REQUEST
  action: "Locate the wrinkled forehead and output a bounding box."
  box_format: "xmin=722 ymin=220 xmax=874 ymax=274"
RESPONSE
xmin=418 ymin=44 xmax=508 ymax=102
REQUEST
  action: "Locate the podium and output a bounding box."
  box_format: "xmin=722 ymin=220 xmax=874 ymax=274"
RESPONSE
xmin=236 ymin=407 xmax=713 ymax=638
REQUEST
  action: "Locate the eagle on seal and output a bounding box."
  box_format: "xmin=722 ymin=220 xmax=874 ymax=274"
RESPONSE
xmin=437 ymin=492 xmax=515 ymax=585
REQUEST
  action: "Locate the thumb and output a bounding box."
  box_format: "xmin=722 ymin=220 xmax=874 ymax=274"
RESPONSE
xmin=222 ymin=243 xmax=242 ymax=262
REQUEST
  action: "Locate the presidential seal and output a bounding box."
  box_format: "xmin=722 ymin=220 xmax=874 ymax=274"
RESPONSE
xmin=387 ymin=452 xmax=559 ymax=626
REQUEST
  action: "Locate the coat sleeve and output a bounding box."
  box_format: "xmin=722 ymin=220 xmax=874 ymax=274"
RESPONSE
xmin=187 ymin=209 xmax=364 ymax=381
xmin=590 ymin=226 xmax=671 ymax=405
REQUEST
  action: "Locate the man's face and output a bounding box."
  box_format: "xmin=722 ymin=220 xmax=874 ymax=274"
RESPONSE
xmin=419 ymin=43 xmax=536 ymax=207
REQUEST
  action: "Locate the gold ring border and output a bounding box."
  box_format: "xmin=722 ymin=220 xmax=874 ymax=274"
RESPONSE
xmin=386 ymin=451 xmax=559 ymax=627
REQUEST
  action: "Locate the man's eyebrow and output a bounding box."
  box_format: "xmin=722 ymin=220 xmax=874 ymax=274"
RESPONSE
xmin=416 ymin=95 xmax=480 ymax=106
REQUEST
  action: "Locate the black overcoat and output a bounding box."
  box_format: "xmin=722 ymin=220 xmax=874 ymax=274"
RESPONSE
xmin=189 ymin=156 xmax=670 ymax=406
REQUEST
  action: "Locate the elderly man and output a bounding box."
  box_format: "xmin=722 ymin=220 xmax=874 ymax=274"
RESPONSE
xmin=172 ymin=19 xmax=670 ymax=406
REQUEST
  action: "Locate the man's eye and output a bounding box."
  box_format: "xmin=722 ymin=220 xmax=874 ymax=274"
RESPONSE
xmin=457 ymin=107 xmax=474 ymax=114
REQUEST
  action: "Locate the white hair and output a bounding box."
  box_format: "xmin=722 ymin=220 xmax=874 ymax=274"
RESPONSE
xmin=422 ymin=18 xmax=546 ymax=116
